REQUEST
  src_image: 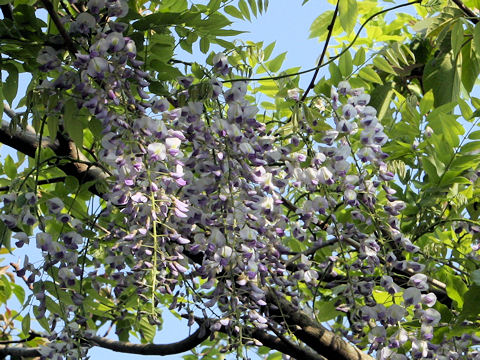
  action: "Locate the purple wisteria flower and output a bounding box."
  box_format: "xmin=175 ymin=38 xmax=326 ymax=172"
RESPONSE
xmin=87 ymin=57 xmax=109 ymax=79
xmin=213 ymin=52 xmax=229 ymax=75
xmin=47 ymin=198 xmax=64 ymax=214
xmin=148 ymin=142 xmax=167 ymax=161
xmin=87 ymin=0 xmax=105 ymax=13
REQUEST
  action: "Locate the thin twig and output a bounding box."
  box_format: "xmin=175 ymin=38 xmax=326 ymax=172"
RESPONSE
xmin=10 ymin=262 xmax=34 ymax=290
xmin=0 ymin=331 xmax=42 ymax=344
xmin=451 ymin=0 xmax=478 ymax=23
xmin=0 ymin=177 xmax=66 ymax=192
xmin=40 ymin=0 xmax=77 ymax=55
xmin=223 ymin=0 xmax=422 ymax=84
xmin=3 ymin=103 xmax=18 ymax=120
xmin=301 ymin=0 xmax=339 ymax=101
xmin=285 ymin=238 xmax=339 ymax=268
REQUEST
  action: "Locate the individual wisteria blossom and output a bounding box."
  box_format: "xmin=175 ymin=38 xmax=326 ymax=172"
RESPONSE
xmin=0 ymin=214 xmax=17 ymax=229
xmin=287 ymin=88 xmax=301 ymax=101
xmin=70 ymin=13 xmax=96 ymax=34
xmin=213 ymin=52 xmax=229 ymax=75
xmin=421 ymin=292 xmax=437 ymax=307
xmin=47 ymin=197 xmax=64 ymax=214
xmin=87 ymin=0 xmax=105 ymax=13
xmin=87 ymin=57 xmax=109 ymax=79
xmin=408 ymin=273 xmax=429 ymax=291
xmin=403 ymin=287 xmax=422 ymax=306
xmin=148 ymin=143 xmax=167 ymax=161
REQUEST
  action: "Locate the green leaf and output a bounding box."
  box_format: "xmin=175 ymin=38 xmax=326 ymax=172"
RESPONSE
xmin=263 ymin=41 xmax=275 ymax=61
xmin=22 ymin=313 xmax=30 ymax=336
xmin=266 ymin=52 xmax=287 ymax=72
xmin=88 ymin=117 xmax=103 ymax=139
xmin=191 ymin=63 xmax=203 ymax=79
xmin=422 ymin=155 xmax=441 ymax=182
xmin=0 ymin=221 xmax=11 ymax=250
xmin=12 ymin=283 xmax=25 ymax=303
xmin=315 ymin=301 xmax=343 ymax=322
xmin=352 ymin=47 xmax=365 ymax=66
xmin=472 ymin=270 xmax=480 ymax=286
xmin=460 ymin=285 xmax=480 ymax=319
xmin=458 ymin=98 xmax=473 ymax=120
xmin=373 ymin=56 xmax=396 ymax=75
xmin=199 ymin=37 xmax=210 ymax=54
xmin=468 ymin=130 xmax=480 ymax=140
xmin=0 ymin=276 xmax=11 ymax=302
xmin=65 ymin=176 xmax=79 ymax=193
xmin=329 ymin=62 xmax=342 ymax=84
xmin=63 ymin=99 xmax=84 ymax=149
xmin=474 ymin=22 xmax=480 ymax=58
xmin=158 ymin=0 xmax=187 ymax=11
xmin=3 ymin=64 xmax=18 ymax=106
xmin=427 ymin=104 xmax=462 ymax=148
xmin=438 ymin=270 xmax=468 ymax=308
xmin=338 ymin=50 xmax=352 ymax=77
xmin=369 ymin=82 xmax=394 ymax=121
xmin=238 ymin=0 xmax=251 ymax=21
xmin=0 ymin=83 xmax=3 ymax=120
xmin=4 ymin=155 xmax=16 ymax=179
xmin=392 ymin=43 xmax=413 ymax=65
xmin=33 ymin=306 xmax=50 ymax=332
xmin=309 ymin=10 xmax=334 ymax=39
xmin=133 ymin=12 xmax=190 ymax=31
xmin=266 ymin=353 xmax=282 ymax=360
xmin=451 ymin=20 xmax=464 ymax=57
xmin=431 ymin=135 xmax=455 ymax=165
xmin=423 ymin=52 xmax=460 ymax=107
xmin=224 ymin=5 xmax=244 ymax=20
xmin=45 ymin=284 xmax=73 ymax=308
xmin=257 ymin=0 xmax=264 ymax=13
xmin=339 ymin=0 xmax=357 ymax=35
xmin=149 ymin=33 xmax=175 ymax=62
xmin=207 ymin=0 xmax=222 ymax=12
xmin=419 ymin=90 xmax=434 ymax=115
xmin=472 ymin=97 xmax=480 ymax=111
xmin=47 ymin=115 xmax=59 ymax=139
xmin=461 ymin=42 xmax=480 ymax=93
xmin=358 ymin=66 xmax=383 ymax=84
xmin=199 ymin=13 xmax=231 ymax=30
xmin=248 ymin=0 xmax=257 ymax=16
xmin=139 ymin=317 xmax=156 ymax=342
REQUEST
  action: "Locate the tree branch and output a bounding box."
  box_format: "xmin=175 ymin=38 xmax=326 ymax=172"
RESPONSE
xmin=88 ymin=325 xmax=210 ymax=355
xmin=266 ymin=290 xmax=374 ymax=360
xmin=301 ymin=0 xmax=339 ymax=101
xmin=40 ymin=0 xmax=77 ymax=55
xmin=0 ymin=3 xmax=12 ymax=20
xmin=189 ymin=315 xmax=326 ymax=360
xmin=0 ymin=177 xmax=66 ymax=192
xmin=0 ymin=332 xmax=41 ymax=345
xmin=249 ymin=328 xmax=326 ymax=360
xmin=451 ymin=0 xmax=478 ymax=23
xmin=0 ymin=327 xmax=210 ymax=358
xmin=0 ymin=345 xmax=41 ymax=358
xmin=0 ymin=120 xmax=108 ymax=196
